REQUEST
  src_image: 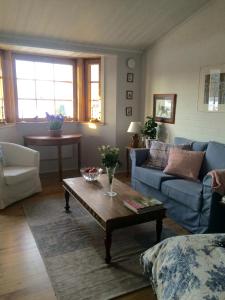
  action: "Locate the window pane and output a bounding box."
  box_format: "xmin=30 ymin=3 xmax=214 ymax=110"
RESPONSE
xmin=17 ymin=79 xmax=35 ymax=99
xmin=35 ymin=62 xmax=54 ymax=80
xmin=18 ymin=100 xmax=37 ymax=118
xmin=91 ymin=83 xmax=100 ymax=100
xmin=56 ymin=101 xmax=73 ymax=117
xmin=15 ymin=57 xmax=75 ymax=119
xmin=36 ymin=81 xmax=54 ymax=99
xmin=91 ymin=100 xmax=101 ymax=120
xmin=91 ymin=64 xmax=99 ymax=81
xmin=15 ymin=60 xmax=35 ymax=79
xmin=37 ymin=100 xmax=55 ymax=118
xmin=54 ymin=82 xmax=73 ymax=100
xmin=54 ymin=64 xmax=73 ymax=82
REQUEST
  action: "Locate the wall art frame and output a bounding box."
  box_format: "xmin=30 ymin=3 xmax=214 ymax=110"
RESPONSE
xmin=126 ymin=90 xmax=133 ymax=99
xmin=127 ymin=73 xmax=134 ymax=83
xmin=198 ymin=64 xmax=225 ymax=112
xmin=125 ymin=106 xmax=132 ymax=116
xmin=153 ymin=94 xmax=177 ymax=124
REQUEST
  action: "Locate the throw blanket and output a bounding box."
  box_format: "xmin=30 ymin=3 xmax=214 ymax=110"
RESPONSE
xmin=141 ymin=234 xmax=225 ymax=300
xmin=208 ymin=169 xmax=225 ymax=195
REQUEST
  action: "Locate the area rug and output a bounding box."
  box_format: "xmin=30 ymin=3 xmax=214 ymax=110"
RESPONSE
xmin=23 ymin=193 xmax=175 ymax=300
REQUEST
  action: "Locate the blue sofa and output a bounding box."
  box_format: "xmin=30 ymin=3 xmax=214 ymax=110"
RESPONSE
xmin=130 ymin=137 xmax=225 ymax=233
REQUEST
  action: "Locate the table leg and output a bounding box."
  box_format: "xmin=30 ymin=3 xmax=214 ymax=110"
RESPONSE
xmin=78 ymin=142 xmax=81 ymax=172
xmin=104 ymin=230 xmax=112 ymax=264
xmin=156 ymin=219 xmax=163 ymax=243
xmin=57 ymin=145 xmax=62 ymax=181
xmin=64 ymin=190 xmax=70 ymax=213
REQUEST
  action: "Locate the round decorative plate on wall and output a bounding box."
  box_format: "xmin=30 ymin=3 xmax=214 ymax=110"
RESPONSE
xmin=127 ymin=58 xmax=136 ymax=69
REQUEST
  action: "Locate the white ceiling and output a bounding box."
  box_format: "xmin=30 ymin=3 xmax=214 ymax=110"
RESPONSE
xmin=0 ymin=0 xmax=209 ymax=51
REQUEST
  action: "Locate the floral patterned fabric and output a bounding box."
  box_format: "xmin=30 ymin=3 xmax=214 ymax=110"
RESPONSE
xmin=144 ymin=141 xmax=191 ymax=170
xmin=141 ymin=234 xmax=225 ymax=300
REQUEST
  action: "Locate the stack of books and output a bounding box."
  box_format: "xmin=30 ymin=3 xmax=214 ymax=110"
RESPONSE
xmin=123 ymin=196 xmax=163 ymax=214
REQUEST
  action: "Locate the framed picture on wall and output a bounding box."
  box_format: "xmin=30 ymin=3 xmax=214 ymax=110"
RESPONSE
xmin=198 ymin=64 xmax=225 ymax=112
xmin=127 ymin=73 xmax=134 ymax=82
xmin=125 ymin=106 xmax=132 ymax=116
xmin=126 ymin=90 xmax=133 ymax=99
xmin=153 ymin=94 xmax=177 ymax=124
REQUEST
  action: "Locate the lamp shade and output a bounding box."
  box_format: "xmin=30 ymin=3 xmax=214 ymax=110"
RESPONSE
xmin=127 ymin=122 xmax=142 ymax=133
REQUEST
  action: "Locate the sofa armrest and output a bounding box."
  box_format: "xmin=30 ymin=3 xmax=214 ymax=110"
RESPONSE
xmin=130 ymin=148 xmax=149 ymax=167
xmin=202 ymin=174 xmax=224 ymax=232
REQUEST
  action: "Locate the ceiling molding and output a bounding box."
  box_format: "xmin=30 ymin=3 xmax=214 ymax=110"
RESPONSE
xmin=0 ymin=32 xmax=143 ymax=56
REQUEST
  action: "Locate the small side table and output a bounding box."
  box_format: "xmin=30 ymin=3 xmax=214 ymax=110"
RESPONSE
xmin=126 ymin=146 xmax=143 ymax=177
xmin=24 ymin=134 xmax=82 ymax=181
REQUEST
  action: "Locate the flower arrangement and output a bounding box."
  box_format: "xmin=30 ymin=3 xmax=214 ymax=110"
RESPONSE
xmin=46 ymin=112 xmax=64 ymax=130
xmin=98 ymin=145 xmax=120 ymax=168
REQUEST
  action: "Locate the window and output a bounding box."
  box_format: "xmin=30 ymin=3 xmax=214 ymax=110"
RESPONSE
xmin=0 ymin=56 xmax=4 ymax=122
xmin=0 ymin=50 xmax=102 ymax=124
xmin=14 ymin=56 xmax=74 ymax=120
xmin=85 ymin=59 xmax=101 ymax=121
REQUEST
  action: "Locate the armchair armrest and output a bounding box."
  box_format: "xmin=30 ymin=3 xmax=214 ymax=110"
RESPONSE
xmin=130 ymin=148 xmax=149 ymax=167
xmin=1 ymin=143 xmax=40 ymax=170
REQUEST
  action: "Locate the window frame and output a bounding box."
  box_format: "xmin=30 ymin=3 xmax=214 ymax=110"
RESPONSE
xmin=12 ymin=53 xmax=77 ymax=122
xmin=84 ymin=58 xmax=102 ymax=122
xmin=0 ymin=51 xmax=5 ymax=123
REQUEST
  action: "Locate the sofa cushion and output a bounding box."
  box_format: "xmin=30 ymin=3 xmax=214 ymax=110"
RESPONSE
xmin=134 ymin=166 xmax=175 ymax=190
xmin=174 ymin=137 xmax=208 ymax=151
xmin=4 ymin=166 xmax=37 ymax=185
xmin=202 ymin=141 xmax=225 ymax=176
xmin=164 ymin=148 xmax=205 ymax=181
xmin=161 ymin=179 xmax=203 ymax=211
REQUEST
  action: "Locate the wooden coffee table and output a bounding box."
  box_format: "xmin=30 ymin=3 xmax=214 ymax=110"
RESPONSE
xmin=63 ymin=175 xmax=166 ymax=264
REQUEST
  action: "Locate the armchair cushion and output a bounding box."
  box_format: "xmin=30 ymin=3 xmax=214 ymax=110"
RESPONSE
xmin=4 ymin=166 xmax=38 ymax=185
xmin=161 ymin=179 xmax=203 ymax=211
xmin=0 ymin=145 xmax=6 ymax=166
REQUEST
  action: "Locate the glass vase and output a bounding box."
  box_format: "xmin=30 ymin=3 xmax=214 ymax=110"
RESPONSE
xmin=105 ymin=165 xmax=117 ymax=197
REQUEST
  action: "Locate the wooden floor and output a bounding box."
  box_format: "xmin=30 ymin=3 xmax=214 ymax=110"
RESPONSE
xmin=0 ymin=171 xmax=188 ymax=300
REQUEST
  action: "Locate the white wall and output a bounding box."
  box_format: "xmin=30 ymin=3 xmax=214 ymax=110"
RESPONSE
xmin=144 ymin=0 xmax=225 ymax=143
xmin=0 ymin=52 xmax=142 ymax=173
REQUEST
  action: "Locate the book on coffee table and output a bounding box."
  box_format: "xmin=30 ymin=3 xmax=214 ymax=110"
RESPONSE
xmin=123 ymin=196 xmax=163 ymax=214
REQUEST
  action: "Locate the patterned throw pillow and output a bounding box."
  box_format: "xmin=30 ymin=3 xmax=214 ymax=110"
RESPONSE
xmin=144 ymin=141 xmax=191 ymax=170
xmin=164 ymin=148 xmax=205 ymax=181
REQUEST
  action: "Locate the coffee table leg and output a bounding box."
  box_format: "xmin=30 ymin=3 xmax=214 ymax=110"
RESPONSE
xmin=64 ymin=190 xmax=71 ymax=213
xmin=156 ymin=219 xmax=162 ymax=243
xmin=104 ymin=230 xmax=112 ymax=264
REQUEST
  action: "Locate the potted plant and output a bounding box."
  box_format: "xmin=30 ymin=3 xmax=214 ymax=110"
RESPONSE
xmin=98 ymin=145 xmax=120 ymax=197
xmin=141 ymin=116 xmax=158 ymax=148
xmin=46 ymin=112 xmax=64 ymax=137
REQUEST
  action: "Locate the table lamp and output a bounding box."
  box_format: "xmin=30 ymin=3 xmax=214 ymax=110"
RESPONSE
xmin=127 ymin=122 xmax=142 ymax=148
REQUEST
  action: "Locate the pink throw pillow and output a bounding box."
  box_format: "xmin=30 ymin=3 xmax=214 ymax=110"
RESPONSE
xmin=164 ymin=148 xmax=205 ymax=181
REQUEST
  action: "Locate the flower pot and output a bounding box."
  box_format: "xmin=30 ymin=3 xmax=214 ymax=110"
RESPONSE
xmin=49 ymin=129 xmax=62 ymax=137
xmin=145 ymin=138 xmax=156 ymax=148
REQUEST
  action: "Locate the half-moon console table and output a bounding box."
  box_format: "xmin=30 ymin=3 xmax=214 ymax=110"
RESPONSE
xmin=24 ymin=134 xmax=82 ymax=181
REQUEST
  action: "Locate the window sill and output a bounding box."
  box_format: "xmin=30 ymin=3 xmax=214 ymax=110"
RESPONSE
xmin=0 ymin=123 xmax=16 ymax=129
xmin=16 ymin=120 xmax=105 ymax=126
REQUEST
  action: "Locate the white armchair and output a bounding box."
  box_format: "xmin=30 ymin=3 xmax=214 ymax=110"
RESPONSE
xmin=0 ymin=142 xmax=42 ymax=209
